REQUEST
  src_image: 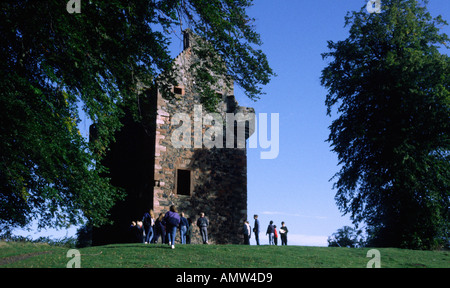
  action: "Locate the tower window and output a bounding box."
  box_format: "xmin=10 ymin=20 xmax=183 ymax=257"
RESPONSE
xmin=176 ymin=169 xmax=191 ymax=196
xmin=174 ymin=87 xmax=183 ymax=95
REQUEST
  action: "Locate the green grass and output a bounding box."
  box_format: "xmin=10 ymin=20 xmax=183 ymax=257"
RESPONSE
xmin=0 ymin=241 xmax=449 ymax=268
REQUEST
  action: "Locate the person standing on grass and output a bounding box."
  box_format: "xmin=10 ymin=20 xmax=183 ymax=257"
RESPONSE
xmin=279 ymin=221 xmax=288 ymax=246
xmin=197 ymin=212 xmax=209 ymax=244
xmin=179 ymin=212 xmax=189 ymax=244
xmin=253 ymin=214 xmax=260 ymax=245
xmin=142 ymin=209 xmax=155 ymax=244
xmin=274 ymin=225 xmax=278 ymax=246
xmin=266 ymin=220 xmax=275 ymax=245
xmin=186 ymin=218 xmax=193 ymax=244
xmin=153 ymin=213 xmax=166 ymax=244
xmin=243 ymin=220 xmax=251 ymax=245
xmin=164 ymin=205 xmax=181 ymax=249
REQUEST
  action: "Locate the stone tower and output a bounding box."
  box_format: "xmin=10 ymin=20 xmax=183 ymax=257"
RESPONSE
xmin=92 ymin=30 xmax=254 ymax=245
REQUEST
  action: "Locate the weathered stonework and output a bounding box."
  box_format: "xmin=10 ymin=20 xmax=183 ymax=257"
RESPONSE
xmin=92 ymin=30 xmax=253 ymax=245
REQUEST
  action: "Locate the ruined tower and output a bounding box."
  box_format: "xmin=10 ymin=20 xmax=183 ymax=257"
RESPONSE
xmin=92 ymin=30 xmax=254 ymax=245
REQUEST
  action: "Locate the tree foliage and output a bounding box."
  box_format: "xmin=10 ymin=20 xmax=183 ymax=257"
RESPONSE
xmin=327 ymin=226 xmax=364 ymax=248
xmin=0 ymin=0 xmax=273 ymax=232
xmin=321 ymin=0 xmax=449 ymax=249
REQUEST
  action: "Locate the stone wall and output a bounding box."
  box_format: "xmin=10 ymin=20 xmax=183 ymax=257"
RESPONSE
xmin=152 ymin=83 xmax=251 ymax=244
xmin=150 ymin=30 xmax=254 ymax=244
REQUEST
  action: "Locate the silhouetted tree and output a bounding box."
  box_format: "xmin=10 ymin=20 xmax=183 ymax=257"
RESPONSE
xmin=321 ymin=0 xmax=449 ymax=249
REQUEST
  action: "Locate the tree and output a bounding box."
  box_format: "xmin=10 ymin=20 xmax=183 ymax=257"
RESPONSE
xmin=0 ymin=0 xmax=273 ymax=233
xmin=321 ymin=0 xmax=449 ymax=249
xmin=327 ymin=226 xmax=364 ymax=248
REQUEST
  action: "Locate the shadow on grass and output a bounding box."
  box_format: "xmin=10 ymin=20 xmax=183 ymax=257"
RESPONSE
xmin=100 ymin=243 xmax=177 ymax=250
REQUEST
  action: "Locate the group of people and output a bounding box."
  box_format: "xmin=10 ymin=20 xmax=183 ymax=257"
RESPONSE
xmin=245 ymin=214 xmax=288 ymax=245
xmin=129 ymin=206 xmax=209 ymax=249
xmin=131 ymin=209 xmax=288 ymax=247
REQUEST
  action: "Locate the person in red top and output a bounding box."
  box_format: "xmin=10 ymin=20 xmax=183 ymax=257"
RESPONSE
xmin=273 ymin=225 xmax=278 ymax=245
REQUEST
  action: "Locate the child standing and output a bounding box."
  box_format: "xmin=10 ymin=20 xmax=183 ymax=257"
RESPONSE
xmin=273 ymin=225 xmax=278 ymax=245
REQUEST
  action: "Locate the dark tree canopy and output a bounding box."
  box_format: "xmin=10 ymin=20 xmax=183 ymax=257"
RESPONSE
xmin=0 ymin=0 xmax=273 ymax=233
xmin=327 ymin=226 xmax=364 ymax=248
xmin=321 ymin=0 xmax=449 ymax=249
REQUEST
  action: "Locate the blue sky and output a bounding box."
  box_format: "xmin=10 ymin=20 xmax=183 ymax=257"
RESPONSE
xmin=241 ymin=0 xmax=361 ymax=246
xmin=15 ymin=0 xmax=450 ymax=246
xmin=238 ymin=0 xmax=450 ymax=246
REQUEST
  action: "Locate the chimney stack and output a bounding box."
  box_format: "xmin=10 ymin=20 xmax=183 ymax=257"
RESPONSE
xmin=183 ymin=29 xmax=191 ymax=50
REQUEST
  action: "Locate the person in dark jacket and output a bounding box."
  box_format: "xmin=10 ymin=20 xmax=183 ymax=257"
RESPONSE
xmin=179 ymin=212 xmax=189 ymax=244
xmin=186 ymin=218 xmax=193 ymax=244
xmin=253 ymin=214 xmax=260 ymax=245
xmin=152 ymin=213 xmax=166 ymax=244
xmin=164 ymin=205 xmax=181 ymax=249
xmin=130 ymin=221 xmax=144 ymax=243
xmin=197 ymin=212 xmax=209 ymax=244
xmin=266 ymin=220 xmax=275 ymax=245
xmin=142 ymin=209 xmax=154 ymax=244
xmin=279 ymin=221 xmax=289 ymax=246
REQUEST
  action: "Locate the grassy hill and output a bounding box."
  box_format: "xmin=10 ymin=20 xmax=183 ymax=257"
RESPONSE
xmin=0 ymin=241 xmax=449 ymax=268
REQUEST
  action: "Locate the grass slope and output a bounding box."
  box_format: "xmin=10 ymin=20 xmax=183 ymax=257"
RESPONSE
xmin=0 ymin=241 xmax=449 ymax=268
